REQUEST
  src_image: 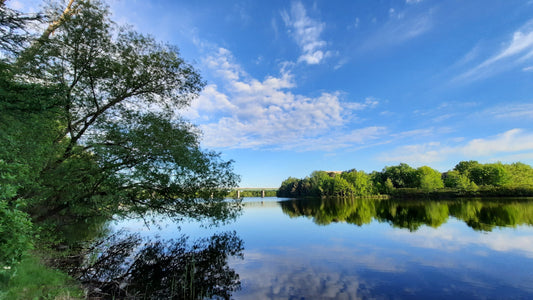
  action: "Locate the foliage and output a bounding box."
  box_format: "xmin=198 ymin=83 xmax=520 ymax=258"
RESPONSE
xmin=277 ymin=177 xmax=302 ymax=197
xmin=278 ymin=161 xmax=533 ymax=198
xmin=1 ymin=0 xmax=241 ymax=296
xmin=0 ymin=4 xmax=43 ymax=56
xmin=454 ymin=161 xmax=516 ymax=187
xmin=341 ymin=169 xmax=373 ymax=196
xmin=501 ymin=162 xmax=533 ymax=187
xmin=469 ymin=163 xmax=509 ymax=186
xmin=310 ymin=171 xmax=334 ymax=196
xmin=415 ymin=166 xmax=444 ymax=191
xmin=383 ymin=178 xmax=395 ymax=194
xmin=453 ymin=160 xmax=480 ymax=175
xmin=0 ymin=201 xmax=33 ymax=267
xmin=381 ymin=163 xmax=418 ymax=188
xmin=0 ymin=60 xmax=60 ymax=267
xmin=3 ymin=0 xmax=240 ymax=223
xmin=331 ymin=174 xmax=354 ymax=196
xmin=444 ymin=170 xmax=478 ymax=191
xmin=278 ymin=170 xmax=378 ymax=198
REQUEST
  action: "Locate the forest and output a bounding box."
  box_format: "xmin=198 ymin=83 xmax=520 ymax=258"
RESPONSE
xmin=277 ymin=161 xmax=533 ymax=198
xmin=0 ymin=1 xmax=240 ymax=297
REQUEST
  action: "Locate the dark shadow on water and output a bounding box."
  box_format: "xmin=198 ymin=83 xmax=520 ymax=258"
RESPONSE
xmin=71 ymin=230 xmax=243 ymax=299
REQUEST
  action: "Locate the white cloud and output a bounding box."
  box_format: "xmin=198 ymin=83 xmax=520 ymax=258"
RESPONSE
xmin=456 ymin=19 xmax=533 ymax=82
xmin=281 ymin=1 xmax=330 ymax=65
xmin=379 ymin=129 xmax=533 ymax=165
xmin=182 ymin=84 xmax=237 ymax=120
xmin=392 ymin=225 xmax=533 ymax=258
xmin=460 ymin=129 xmax=533 ymax=156
xmin=190 ymin=48 xmax=384 ymax=150
xmin=204 ymin=48 xmax=243 ymax=82
xmin=406 ymin=0 xmax=423 ymax=4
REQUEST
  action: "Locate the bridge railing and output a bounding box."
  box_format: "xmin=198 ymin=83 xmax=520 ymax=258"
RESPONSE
xmin=230 ymin=188 xmax=278 ymax=198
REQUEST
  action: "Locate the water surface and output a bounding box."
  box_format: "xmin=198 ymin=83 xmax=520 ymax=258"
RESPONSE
xmin=107 ymin=197 xmax=533 ymax=299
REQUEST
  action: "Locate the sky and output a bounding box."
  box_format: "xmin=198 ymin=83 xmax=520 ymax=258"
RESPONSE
xmin=9 ymin=0 xmax=533 ymax=187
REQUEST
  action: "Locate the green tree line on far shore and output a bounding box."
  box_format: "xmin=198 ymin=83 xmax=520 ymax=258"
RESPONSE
xmin=277 ymin=161 xmax=533 ymax=198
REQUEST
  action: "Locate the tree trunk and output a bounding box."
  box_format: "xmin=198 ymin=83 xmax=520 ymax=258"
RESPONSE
xmin=19 ymin=0 xmax=76 ymax=60
xmin=40 ymin=0 xmax=76 ymax=41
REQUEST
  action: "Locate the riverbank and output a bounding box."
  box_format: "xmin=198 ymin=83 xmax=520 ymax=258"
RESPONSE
xmin=389 ymin=186 xmax=533 ymax=199
xmin=0 ymin=254 xmax=83 ymax=299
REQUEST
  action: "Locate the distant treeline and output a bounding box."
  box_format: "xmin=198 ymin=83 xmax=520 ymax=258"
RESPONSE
xmin=277 ymin=161 xmax=533 ymax=198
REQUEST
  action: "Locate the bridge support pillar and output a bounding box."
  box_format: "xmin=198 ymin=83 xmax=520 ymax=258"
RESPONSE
xmin=237 ymin=190 xmax=241 ymax=198
xmin=261 ymin=190 xmax=265 ymax=198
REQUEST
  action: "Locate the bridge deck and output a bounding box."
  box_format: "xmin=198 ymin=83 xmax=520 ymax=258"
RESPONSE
xmin=236 ymin=187 xmax=278 ymax=191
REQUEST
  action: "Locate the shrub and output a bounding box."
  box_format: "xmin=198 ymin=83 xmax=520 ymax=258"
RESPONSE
xmin=0 ymin=201 xmax=33 ymax=267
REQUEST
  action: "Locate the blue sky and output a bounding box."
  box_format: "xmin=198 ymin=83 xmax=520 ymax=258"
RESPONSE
xmin=10 ymin=0 xmax=533 ymax=187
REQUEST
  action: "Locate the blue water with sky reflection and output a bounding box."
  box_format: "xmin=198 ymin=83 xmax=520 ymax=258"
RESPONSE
xmin=112 ymin=197 xmax=533 ymax=299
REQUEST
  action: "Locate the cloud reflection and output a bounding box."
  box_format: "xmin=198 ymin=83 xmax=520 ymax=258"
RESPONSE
xmin=391 ymin=224 xmax=533 ymax=258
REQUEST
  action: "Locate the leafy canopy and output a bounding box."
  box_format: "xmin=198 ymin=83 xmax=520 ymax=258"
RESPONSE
xmin=5 ymin=0 xmax=240 ymax=223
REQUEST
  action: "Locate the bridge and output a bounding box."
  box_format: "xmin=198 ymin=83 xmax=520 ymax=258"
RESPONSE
xmin=235 ymin=187 xmax=278 ymax=198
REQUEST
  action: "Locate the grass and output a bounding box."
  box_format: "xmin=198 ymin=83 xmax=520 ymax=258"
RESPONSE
xmin=0 ymin=255 xmax=83 ymax=300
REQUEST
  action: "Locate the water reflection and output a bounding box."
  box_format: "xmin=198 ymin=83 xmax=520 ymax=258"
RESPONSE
xmin=53 ymin=197 xmax=533 ymax=299
xmin=76 ymin=231 xmax=243 ymax=299
xmin=280 ymin=197 xmax=533 ymax=231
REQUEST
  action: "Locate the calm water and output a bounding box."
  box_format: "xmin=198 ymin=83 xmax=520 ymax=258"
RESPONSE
xmin=102 ymin=197 xmax=533 ymax=299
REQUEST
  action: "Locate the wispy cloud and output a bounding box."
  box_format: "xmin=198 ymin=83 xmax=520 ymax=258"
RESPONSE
xmin=455 ymin=19 xmax=533 ymax=82
xmin=379 ymin=129 xmax=533 ymax=166
xmin=345 ymin=97 xmax=379 ymax=110
xmin=359 ymin=9 xmax=432 ymax=51
xmin=185 ymin=48 xmax=384 ymax=150
xmin=479 ymin=103 xmax=533 ymax=120
xmin=281 ymin=1 xmax=330 ymax=64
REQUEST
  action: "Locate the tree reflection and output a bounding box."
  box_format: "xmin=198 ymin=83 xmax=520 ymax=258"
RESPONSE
xmin=280 ymin=198 xmax=533 ymax=231
xmin=77 ymin=231 xmax=243 ymax=299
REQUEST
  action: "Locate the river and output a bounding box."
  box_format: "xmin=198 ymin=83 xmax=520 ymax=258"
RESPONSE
xmin=81 ymin=197 xmax=533 ymax=299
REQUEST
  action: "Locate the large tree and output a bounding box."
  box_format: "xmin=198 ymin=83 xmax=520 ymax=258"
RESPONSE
xmin=11 ymin=0 xmax=240 ymax=221
xmin=381 ymin=163 xmax=418 ymax=189
xmin=415 ymin=166 xmax=444 ymax=191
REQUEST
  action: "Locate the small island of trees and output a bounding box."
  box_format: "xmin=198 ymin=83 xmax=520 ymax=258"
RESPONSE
xmin=277 ymin=161 xmax=533 ymax=198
